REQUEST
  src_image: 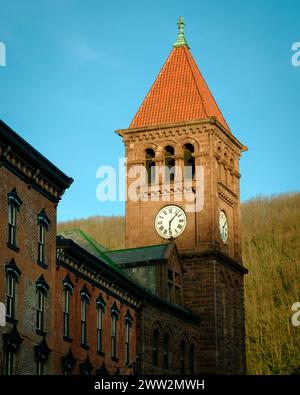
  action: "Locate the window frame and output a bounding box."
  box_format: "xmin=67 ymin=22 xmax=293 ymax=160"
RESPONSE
xmin=124 ymin=311 xmax=133 ymax=366
xmin=183 ymin=143 xmax=195 ymax=179
xmin=37 ymin=210 xmax=51 ymax=267
xmin=97 ymin=306 xmax=103 ymax=353
xmin=8 ymin=203 xmax=17 ymax=246
xmin=81 ymin=298 xmax=88 ymax=346
xmin=163 ymin=334 xmax=169 ymax=369
xmin=63 ymin=275 xmax=74 ymax=340
xmin=36 ymin=290 xmax=45 ymax=332
xmin=167 ymin=269 xmax=173 ymax=302
xmin=145 ymin=148 xmax=156 ymax=184
xmin=179 ymin=340 xmax=186 ymax=374
xmin=152 ymin=330 xmax=159 ymax=366
xmin=96 ymin=295 xmax=106 ymax=354
xmin=80 ymin=287 xmax=90 ymax=347
xmin=7 ymin=189 xmax=22 ymax=249
xmin=6 ymin=274 xmax=15 ymax=320
xmin=125 ymin=321 xmax=130 ymax=365
xmin=35 ymin=275 xmax=49 ymax=334
xmin=63 ymin=288 xmax=71 ymax=338
xmin=111 ymin=303 xmax=120 ymax=360
xmin=111 ymin=314 xmax=117 ymax=359
xmin=38 ymin=223 xmax=46 ymax=264
xmin=164 ymin=145 xmax=176 ymax=182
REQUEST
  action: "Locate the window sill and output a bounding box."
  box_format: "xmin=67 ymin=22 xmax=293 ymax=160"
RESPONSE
xmin=80 ymin=343 xmax=89 ymax=350
xmin=37 ymin=260 xmax=48 ymax=269
xmin=97 ymin=350 xmax=106 ymax=356
xmin=7 ymin=243 xmax=19 ymax=253
xmin=6 ymin=316 xmax=18 ymax=325
xmin=63 ymin=335 xmax=73 ymax=343
xmin=36 ymin=329 xmax=46 ymax=336
xmin=111 ymin=356 xmax=119 ymax=362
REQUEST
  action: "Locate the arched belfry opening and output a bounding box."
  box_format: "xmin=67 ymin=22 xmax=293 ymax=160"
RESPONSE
xmin=183 ymin=143 xmax=195 ymax=179
xmin=145 ymin=148 xmax=156 ymax=184
xmin=164 ymin=145 xmax=175 ymax=182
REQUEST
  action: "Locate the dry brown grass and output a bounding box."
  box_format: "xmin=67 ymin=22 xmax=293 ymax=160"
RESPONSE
xmin=242 ymin=192 xmax=300 ymax=374
xmin=58 ymin=192 xmax=300 ymax=374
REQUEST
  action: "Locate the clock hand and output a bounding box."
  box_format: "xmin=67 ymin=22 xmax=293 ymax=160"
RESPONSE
xmin=168 ymin=212 xmax=179 ymax=235
xmin=169 ymin=212 xmax=179 ymax=225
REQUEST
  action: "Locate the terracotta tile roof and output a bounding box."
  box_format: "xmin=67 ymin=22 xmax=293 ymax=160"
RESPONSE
xmin=129 ymin=45 xmax=229 ymax=130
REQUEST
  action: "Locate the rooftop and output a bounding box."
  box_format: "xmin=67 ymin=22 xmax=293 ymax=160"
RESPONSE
xmin=129 ymin=17 xmax=229 ymax=131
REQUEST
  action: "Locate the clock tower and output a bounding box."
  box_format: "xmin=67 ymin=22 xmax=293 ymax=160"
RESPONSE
xmin=117 ymin=17 xmax=248 ymax=374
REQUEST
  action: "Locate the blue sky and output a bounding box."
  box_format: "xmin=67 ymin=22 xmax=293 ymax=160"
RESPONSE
xmin=0 ymin=0 xmax=299 ymax=221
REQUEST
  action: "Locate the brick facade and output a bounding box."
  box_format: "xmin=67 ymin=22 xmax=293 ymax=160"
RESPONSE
xmin=0 ymin=166 xmax=57 ymax=374
xmin=0 ymin=19 xmax=248 ymax=376
xmin=0 ymin=120 xmax=72 ymax=374
xmin=53 ymin=235 xmax=139 ymax=375
xmin=0 ymin=120 xmax=202 ymax=376
xmin=117 ymin=22 xmax=248 ymax=374
xmin=136 ymin=304 xmax=200 ymax=375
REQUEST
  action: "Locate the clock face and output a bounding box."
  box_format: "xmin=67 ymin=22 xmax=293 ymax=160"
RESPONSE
xmin=219 ymin=210 xmax=228 ymax=243
xmin=155 ymin=205 xmax=187 ymax=239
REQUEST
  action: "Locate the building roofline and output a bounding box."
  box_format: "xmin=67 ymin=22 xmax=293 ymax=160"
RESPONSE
xmin=0 ymin=120 xmax=73 ymax=192
xmin=57 ymin=236 xmax=201 ymax=324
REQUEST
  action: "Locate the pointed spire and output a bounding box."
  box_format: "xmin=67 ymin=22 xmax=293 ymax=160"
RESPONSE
xmin=128 ymin=18 xmax=230 ymax=130
xmin=173 ymin=16 xmax=190 ymax=49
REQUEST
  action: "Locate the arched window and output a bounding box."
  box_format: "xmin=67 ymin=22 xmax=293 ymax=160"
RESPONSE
xmin=5 ymin=259 xmax=21 ymax=321
xmin=189 ymin=344 xmax=195 ymax=374
xmin=7 ymin=188 xmax=23 ymax=248
xmin=3 ymin=325 xmax=23 ymax=375
xmin=145 ymin=148 xmax=156 ymax=184
xmin=111 ymin=302 xmax=120 ymax=360
xmin=34 ymin=337 xmax=51 ymax=375
xmin=36 ymin=275 xmax=49 ymax=334
xmin=179 ymin=340 xmax=186 ymax=374
xmin=63 ymin=274 xmax=74 ymax=339
xmin=163 ymin=334 xmax=169 ymax=369
xmin=184 ymin=144 xmax=195 ymax=179
xmin=124 ymin=310 xmax=133 ymax=365
xmin=164 ymin=146 xmax=175 ymax=182
xmin=80 ymin=286 xmax=90 ymax=347
xmin=37 ymin=209 xmax=51 ymax=267
xmin=96 ymin=295 xmax=106 ymax=354
xmin=152 ymin=329 xmax=159 ymax=366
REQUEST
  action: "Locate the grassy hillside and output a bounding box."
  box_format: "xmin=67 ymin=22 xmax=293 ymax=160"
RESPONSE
xmin=58 ymin=215 xmax=125 ymax=250
xmin=58 ymin=192 xmax=300 ymax=374
xmin=242 ymin=193 xmax=300 ymax=374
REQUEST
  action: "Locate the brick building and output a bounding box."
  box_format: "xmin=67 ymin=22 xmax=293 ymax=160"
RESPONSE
xmin=0 ymin=120 xmax=73 ymax=374
xmin=0 ymin=18 xmax=247 ymax=375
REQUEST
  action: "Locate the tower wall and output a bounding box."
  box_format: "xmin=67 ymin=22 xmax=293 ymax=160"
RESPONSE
xmin=118 ymin=23 xmax=248 ymax=374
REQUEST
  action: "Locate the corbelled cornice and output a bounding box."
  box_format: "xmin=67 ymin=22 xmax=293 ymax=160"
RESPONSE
xmin=0 ymin=120 xmax=73 ymax=202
